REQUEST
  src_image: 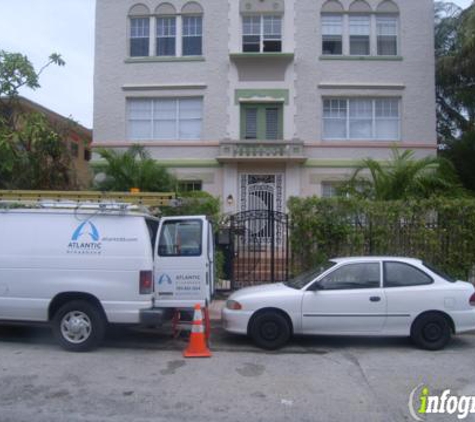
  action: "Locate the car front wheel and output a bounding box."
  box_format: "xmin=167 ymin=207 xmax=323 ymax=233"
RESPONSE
xmin=52 ymin=300 xmax=106 ymax=352
xmin=249 ymin=311 xmax=291 ymax=350
xmin=411 ymin=313 xmax=452 ymax=351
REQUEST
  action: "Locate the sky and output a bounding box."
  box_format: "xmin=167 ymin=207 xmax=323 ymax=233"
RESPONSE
xmin=0 ymin=0 xmax=473 ymax=130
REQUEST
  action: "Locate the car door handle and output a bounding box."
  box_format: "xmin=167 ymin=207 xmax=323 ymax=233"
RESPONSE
xmin=369 ymin=296 xmax=381 ymax=302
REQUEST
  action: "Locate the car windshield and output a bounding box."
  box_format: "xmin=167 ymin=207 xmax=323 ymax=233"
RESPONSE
xmin=284 ymin=261 xmax=336 ymax=289
xmin=422 ymin=262 xmax=456 ymax=283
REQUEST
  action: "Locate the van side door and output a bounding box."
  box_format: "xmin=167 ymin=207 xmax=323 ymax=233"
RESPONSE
xmin=154 ymin=217 xmax=210 ymax=308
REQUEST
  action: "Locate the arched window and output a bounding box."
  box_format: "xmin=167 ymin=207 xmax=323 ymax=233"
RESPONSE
xmin=128 ymin=4 xmax=151 ymax=57
xmin=156 ymin=3 xmax=177 ymax=56
xmin=181 ymin=2 xmax=204 ymax=56
xmin=376 ymin=1 xmax=400 ymax=56
xmin=321 ymin=1 xmax=344 ymax=55
xmin=348 ymin=0 xmax=372 ymax=55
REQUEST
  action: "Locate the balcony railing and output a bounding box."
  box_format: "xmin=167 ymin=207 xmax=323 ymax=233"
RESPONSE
xmin=217 ymin=140 xmax=307 ymax=163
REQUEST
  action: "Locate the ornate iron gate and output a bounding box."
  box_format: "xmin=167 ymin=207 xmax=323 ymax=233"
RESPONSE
xmin=230 ymin=210 xmax=289 ymax=289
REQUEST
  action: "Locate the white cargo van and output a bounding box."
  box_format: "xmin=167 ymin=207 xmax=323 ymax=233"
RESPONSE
xmin=0 ymin=203 xmax=214 ymax=351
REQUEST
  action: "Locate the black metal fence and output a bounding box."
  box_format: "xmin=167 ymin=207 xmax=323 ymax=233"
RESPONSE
xmin=226 ymin=210 xmax=290 ymax=289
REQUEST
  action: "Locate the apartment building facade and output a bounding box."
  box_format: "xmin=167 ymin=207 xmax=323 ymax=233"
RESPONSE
xmin=93 ymin=0 xmax=437 ymax=214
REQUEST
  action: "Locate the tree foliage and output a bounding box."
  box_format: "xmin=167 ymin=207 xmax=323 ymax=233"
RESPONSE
xmin=94 ymin=145 xmax=176 ymax=192
xmin=342 ymin=148 xmax=463 ymax=200
xmin=0 ymin=50 xmax=75 ymax=190
xmin=435 ymin=2 xmax=475 ymax=193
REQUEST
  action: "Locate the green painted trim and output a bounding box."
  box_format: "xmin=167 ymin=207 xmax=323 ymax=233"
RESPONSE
xmin=160 ymin=159 xmax=221 ymax=168
xmin=235 ymin=89 xmax=289 ymax=105
xmin=92 ymin=158 xmax=220 ymax=168
xmin=305 ymin=159 xmax=394 ymax=168
xmin=320 ymin=55 xmax=403 ymax=61
xmin=230 ymin=53 xmax=294 ymax=60
xmin=125 ymin=56 xmax=205 ymax=63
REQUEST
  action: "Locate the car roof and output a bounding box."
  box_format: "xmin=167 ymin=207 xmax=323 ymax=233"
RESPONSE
xmin=330 ymin=256 xmax=423 ymax=265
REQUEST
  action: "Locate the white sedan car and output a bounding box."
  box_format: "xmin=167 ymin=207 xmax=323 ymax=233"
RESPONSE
xmin=222 ymin=257 xmax=475 ymax=350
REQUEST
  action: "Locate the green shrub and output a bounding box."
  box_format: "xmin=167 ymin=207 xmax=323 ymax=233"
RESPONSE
xmin=289 ymin=197 xmax=475 ymax=280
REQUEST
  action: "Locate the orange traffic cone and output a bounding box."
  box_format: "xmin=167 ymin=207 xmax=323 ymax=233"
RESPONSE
xmin=183 ymin=304 xmax=212 ymax=358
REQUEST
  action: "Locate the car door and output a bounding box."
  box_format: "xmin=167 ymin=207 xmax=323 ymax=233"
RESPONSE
xmin=382 ymin=261 xmax=434 ymax=335
xmin=301 ymin=261 xmax=386 ymax=334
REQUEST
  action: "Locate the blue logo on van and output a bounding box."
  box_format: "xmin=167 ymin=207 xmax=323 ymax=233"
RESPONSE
xmin=72 ymin=221 xmax=100 ymax=242
xmin=158 ymin=274 xmax=173 ymax=285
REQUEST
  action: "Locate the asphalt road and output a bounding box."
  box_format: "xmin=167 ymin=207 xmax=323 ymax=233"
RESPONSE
xmin=0 ymin=324 xmax=474 ymax=422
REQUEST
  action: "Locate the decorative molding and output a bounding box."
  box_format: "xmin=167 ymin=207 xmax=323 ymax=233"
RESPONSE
xmin=235 ymin=89 xmax=289 ymax=105
xmin=125 ymin=56 xmax=205 ymax=63
xmin=319 ymin=55 xmax=403 ymax=61
xmin=304 ymin=142 xmax=437 ymax=149
xmin=122 ymin=83 xmax=207 ymax=91
xmin=318 ymin=83 xmax=405 ymax=90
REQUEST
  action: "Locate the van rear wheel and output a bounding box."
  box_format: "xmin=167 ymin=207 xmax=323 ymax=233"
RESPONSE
xmin=52 ymin=300 xmax=106 ymax=352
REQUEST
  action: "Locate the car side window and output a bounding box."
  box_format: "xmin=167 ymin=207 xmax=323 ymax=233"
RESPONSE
xmin=383 ymin=262 xmax=433 ymax=288
xmin=319 ymin=263 xmax=380 ymax=290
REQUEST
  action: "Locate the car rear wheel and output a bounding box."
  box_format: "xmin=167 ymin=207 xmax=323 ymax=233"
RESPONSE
xmin=250 ymin=311 xmax=291 ymax=350
xmin=411 ymin=313 xmax=451 ymax=351
xmin=52 ymin=300 xmax=106 ymax=352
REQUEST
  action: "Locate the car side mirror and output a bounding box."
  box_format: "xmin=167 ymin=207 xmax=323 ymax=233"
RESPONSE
xmin=308 ymin=281 xmax=323 ymax=292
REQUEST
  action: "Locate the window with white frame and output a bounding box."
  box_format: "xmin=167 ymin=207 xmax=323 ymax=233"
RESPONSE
xmin=377 ymin=16 xmax=398 ymax=55
xmin=323 ymin=98 xmax=400 ymax=140
xmin=321 ymin=13 xmax=399 ymax=57
xmin=242 ymin=15 xmax=282 ymax=53
xmin=127 ymin=98 xmax=203 ymax=140
xmin=349 ymin=15 xmax=370 ymax=56
xmin=157 ymin=17 xmax=176 ymax=56
xmin=321 ymin=181 xmax=343 ymax=198
xmin=183 ymin=16 xmax=203 ymax=56
xmin=130 ymin=18 xmax=150 ymax=57
xmin=322 ymin=15 xmax=343 ymax=55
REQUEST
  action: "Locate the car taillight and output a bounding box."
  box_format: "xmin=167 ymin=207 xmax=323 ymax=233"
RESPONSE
xmin=470 ymin=292 xmax=475 ymax=307
xmin=140 ymin=270 xmax=153 ymax=295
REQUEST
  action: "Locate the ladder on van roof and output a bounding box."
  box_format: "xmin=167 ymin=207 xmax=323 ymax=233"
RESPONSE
xmin=0 ymin=190 xmax=175 ymax=207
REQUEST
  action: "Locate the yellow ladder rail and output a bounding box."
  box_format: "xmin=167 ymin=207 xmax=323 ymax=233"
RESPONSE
xmin=0 ymin=190 xmax=175 ymax=207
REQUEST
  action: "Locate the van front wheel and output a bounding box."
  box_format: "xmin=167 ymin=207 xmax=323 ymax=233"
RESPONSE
xmin=52 ymin=300 xmax=106 ymax=352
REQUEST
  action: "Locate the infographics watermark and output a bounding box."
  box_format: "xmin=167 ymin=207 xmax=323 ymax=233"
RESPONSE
xmin=409 ymin=384 xmax=475 ymax=420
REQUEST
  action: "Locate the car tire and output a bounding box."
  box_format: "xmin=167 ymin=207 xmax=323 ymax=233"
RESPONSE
xmin=52 ymin=300 xmax=106 ymax=352
xmin=410 ymin=313 xmax=452 ymax=351
xmin=250 ymin=311 xmax=291 ymax=350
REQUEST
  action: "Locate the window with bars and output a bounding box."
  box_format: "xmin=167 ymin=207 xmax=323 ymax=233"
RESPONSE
xmin=183 ymin=16 xmax=203 ymax=56
xmin=323 ymin=98 xmax=400 ymax=140
xmin=242 ymin=15 xmax=282 ymax=53
xmin=240 ymin=104 xmax=283 ymax=140
xmin=349 ymin=15 xmax=370 ymax=55
xmin=322 ymin=15 xmax=343 ymax=55
xmin=157 ymin=17 xmax=176 ymax=56
xmin=377 ymin=16 xmax=398 ymax=56
xmin=127 ymin=98 xmax=203 ymax=140
xmin=130 ymin=18 xmax=150 ymax=57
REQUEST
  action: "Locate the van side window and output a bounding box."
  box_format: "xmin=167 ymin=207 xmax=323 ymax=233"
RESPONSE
xmin=158 ymin=220 xmax=202 ymax=257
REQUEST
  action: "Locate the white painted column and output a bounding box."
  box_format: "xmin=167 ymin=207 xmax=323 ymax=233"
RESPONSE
xmin=285 ymin=163 xmax=301 ymax=211
xmin=223 ymin=163 xmax=238 ymax=214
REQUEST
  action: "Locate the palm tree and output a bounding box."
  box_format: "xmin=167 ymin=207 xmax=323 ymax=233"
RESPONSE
xmin=94 ymin=145 xmax=176 ymax=192
xmin=342 ymin=148 xmax=462 ymax=200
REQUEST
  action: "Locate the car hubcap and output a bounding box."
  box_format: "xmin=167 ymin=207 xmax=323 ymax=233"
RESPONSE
xmin=423 ymin=322 xmax=442 ymax=342
xmin=61 ymin=311 xmax=92 ymax=344
xmin=261 ymin=321 xmax=279 ymax=341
